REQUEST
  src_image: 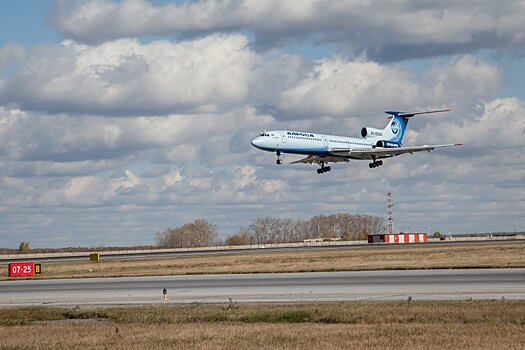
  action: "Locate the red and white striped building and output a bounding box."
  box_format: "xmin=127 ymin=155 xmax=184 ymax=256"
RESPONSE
xmin=368 ymin=233 xmax=428 ymax=244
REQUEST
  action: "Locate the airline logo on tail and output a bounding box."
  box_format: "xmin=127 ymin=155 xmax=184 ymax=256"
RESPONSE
xmin=387 ymin=116 xmax=406 ymax=144
xmin=391 ymin=120 xmax=400 ymax=135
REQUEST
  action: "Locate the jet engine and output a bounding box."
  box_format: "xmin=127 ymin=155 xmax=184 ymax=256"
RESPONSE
xmin=375 ymin=140 xmax=401 ymax=148
xmin=361 ymin=127 xmax=384 ymax=138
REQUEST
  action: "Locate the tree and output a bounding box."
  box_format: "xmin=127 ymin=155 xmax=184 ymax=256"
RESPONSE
xmin=357 ymin=229 xmax=369 ymax=241
xmin=310 ymin=215 xmax=339 ymax=238
xmin=432 ymin=231 xmax=442 ymax=238
xmin=225 ymin=229 xmax=251 ymax=246
xmin=18 ymin=241 xmax=30 ymax=254
xmin=156 ymin=219 xmax=218 ymax=248
xmin=238 ymin=213 xmax=387 ymax=244
xmin=248 ymin=216 xmax=293 ymax=244
xmin=341 ymin=230 xmax=353 ymax=241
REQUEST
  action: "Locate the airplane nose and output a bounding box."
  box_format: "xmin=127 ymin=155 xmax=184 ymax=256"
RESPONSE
xmin=251 ymin=138 xmax=261 ymax=148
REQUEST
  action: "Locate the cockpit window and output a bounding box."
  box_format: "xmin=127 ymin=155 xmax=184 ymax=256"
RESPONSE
xmin=259 ymin=132 xmax=270 ymax=137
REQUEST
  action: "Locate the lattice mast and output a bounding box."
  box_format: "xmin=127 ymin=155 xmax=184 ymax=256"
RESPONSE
xmin=387 ymin=192 xmax=394 ymax=234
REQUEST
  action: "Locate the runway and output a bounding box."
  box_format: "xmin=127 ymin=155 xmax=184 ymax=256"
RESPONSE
xmin=1 ymin=268 xmax=524 ymax=307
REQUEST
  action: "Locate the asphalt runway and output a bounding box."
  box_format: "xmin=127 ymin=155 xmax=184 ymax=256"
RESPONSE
xmin=1 ymin=268 xmax=524 ymax=307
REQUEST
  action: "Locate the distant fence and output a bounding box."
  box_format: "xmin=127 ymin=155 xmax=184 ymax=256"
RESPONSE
xmin=436 ymin=234 xmax=525 ymax=242
xmin=0 ymin=239 xmax=367 ymax=261
xmin=2 ymin=234 xmax=524 ymax=262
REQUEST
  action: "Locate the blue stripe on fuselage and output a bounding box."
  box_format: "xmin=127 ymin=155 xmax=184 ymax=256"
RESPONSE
xmin=255 ymin=145 xmax=330 ymax=156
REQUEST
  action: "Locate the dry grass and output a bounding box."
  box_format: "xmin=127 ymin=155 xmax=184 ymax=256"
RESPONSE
xmin=0 ymin=301 xmax=524 ymax=349
xmin=1 ymin=242 xmax=524 ymax=280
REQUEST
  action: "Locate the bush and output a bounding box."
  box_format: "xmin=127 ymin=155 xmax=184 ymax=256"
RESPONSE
xmin=18 ymin=241 xmax=30 ymax=254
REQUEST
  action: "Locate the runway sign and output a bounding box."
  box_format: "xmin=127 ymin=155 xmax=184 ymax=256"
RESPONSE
xmin=9 ymin=262 xmax=42 ymax=277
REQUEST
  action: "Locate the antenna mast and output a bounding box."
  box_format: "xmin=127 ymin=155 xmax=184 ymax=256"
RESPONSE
xmin=387 ymin=192 xmax=394 ymax=234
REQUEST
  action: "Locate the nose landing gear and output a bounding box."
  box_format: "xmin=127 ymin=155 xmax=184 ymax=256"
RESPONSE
xmin=276 ymin=151 xmax=283 ymax=165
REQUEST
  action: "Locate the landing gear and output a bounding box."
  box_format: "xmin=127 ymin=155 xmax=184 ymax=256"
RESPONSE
xmin=316 ymin=162 xmax=331 ymax=174
xmin=276 ymin=151 xmax=283 ymax=165
xmin=369 ymin=160 xmax=383 ymax=168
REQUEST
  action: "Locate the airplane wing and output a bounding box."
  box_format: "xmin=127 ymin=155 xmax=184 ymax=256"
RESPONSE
xmin=290 ymin=155 xmax=350 ymax=165
xmin=329 ymin=143 xmax=463 ymax=160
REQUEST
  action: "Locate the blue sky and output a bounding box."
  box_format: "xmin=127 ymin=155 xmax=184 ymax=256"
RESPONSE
xmin=0 ymin=0 xmax=524 ymax=247
xmin=0 ymin=2 xmax=58 ymax=46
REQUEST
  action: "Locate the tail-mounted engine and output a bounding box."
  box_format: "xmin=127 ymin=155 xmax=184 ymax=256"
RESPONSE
xmin=375 ymin=140 xmax=401 ymax=148
xmin=361 ymin=127 xmax=384 ymax=138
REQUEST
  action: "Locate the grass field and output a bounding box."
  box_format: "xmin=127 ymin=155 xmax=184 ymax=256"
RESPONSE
xmin=0 ymin=301 xmax=524 ymax=349
xmin=2 ymin=243 xmax=524 ymax=349
xmin=1 ymin=241 xmax=524 ymax=280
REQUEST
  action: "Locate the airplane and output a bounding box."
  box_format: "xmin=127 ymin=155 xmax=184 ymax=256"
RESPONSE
xmin=251 ymin=109 xmax=462 ymax=174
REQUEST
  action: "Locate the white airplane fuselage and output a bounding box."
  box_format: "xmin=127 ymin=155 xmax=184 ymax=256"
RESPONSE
xmin=251 ymin=130 xmax=374 ymax=157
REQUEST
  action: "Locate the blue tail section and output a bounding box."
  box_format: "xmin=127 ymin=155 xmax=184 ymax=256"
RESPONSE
xmin=384 ymin=111 xmax=409 ymax=145
xmin=383 ymin=109 xmax=451 ymax=145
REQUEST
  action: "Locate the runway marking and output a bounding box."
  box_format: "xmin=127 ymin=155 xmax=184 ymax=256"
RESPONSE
xmin=1 ymin=268 xmax=524 ymax=306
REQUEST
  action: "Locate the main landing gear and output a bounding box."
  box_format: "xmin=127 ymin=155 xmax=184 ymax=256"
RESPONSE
xmin=317 ymin=162 xmax=331 ymax=174
xmin=276 ymin=151 xmax=283 ymax=165
xmin=369 ymin=160 xmax=383 ymax=168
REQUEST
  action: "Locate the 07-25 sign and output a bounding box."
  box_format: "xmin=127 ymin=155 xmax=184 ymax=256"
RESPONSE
xmin=9 ymin=262 xmax=42 ymax=277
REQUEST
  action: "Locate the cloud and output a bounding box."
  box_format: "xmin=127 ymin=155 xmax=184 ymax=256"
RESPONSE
xmin=416 ymin=97 xmax=525 ymax=152
xmin=0 ymin=106 xmax=269 ymax=167
xmin=278 ymin=55 xmax=502 ymax=119
xmin=52 ymin=0 xmax=525 ymax=60
xmin=0 ymin=52 xmax=508 ymax=170
xmin=0 ymin=44 xmax=27 ymax=67
xmin=1 ymin=97 xmax=523 ymax=246
xmin=0 ymin=28 xmax=504 ymax=121
xmin=0 ymin=34 xmax=254 ymax=116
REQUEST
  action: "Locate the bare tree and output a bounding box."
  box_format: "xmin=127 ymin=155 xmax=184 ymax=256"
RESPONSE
xmin=156 ymin=219 xmax=218 ymax=248
xmin=18 ymin=241 xmax=30 ymax=254
xmin=225 ymin=228 xmax=251 ymax=246
xmin=240 ymin=213 xmax=386 ymax=243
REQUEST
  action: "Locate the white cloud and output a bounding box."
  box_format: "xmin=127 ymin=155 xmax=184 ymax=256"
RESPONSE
xmin=0 ymin=106 xmax=267 ymax=165
xmin=0 ymin=31 xmax=504 ymax=121
xmin=279 ymin=57 xmax=418 ymax=117
xmin=0 ymin=35 xmax=254 ymax=115
xmin=53 ymin=0 xmax=525 ymax=60
xmin=65 ymin=176 xmax=101 ymax=201
xmin=278 ymin=55 xmax=502 ymax=118
xmin=418 ymin=97 xmax=525 ymax=151
xmin=0 ymin=43 xmax=27 ymax=67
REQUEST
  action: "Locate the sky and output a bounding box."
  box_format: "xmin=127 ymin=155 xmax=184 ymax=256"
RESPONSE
xmin=0 ymin=0 xmax=524 ymax=248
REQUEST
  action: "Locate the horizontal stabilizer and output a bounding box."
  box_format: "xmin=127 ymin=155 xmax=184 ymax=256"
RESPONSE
xmin=385 ymin=109 xmax=451 ymax=119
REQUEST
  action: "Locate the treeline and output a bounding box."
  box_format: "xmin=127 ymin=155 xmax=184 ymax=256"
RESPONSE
xmin=1 ymin=244 xmax=159 ymax=255
xmin=3 ymin=213 xmax=386 ymax=253
xmin=225 ymin=214 xmax=385 ymax=245
xmin=156 ymin=213 xmax=386 ymax=248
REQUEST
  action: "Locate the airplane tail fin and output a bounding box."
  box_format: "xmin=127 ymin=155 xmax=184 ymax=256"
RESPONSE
xmin=382 ymin=109 xmax=451 ymax=145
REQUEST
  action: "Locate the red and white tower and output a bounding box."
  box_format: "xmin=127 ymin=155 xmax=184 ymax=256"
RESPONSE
xmin=387 ymin=192 xmax=394 ymax=234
